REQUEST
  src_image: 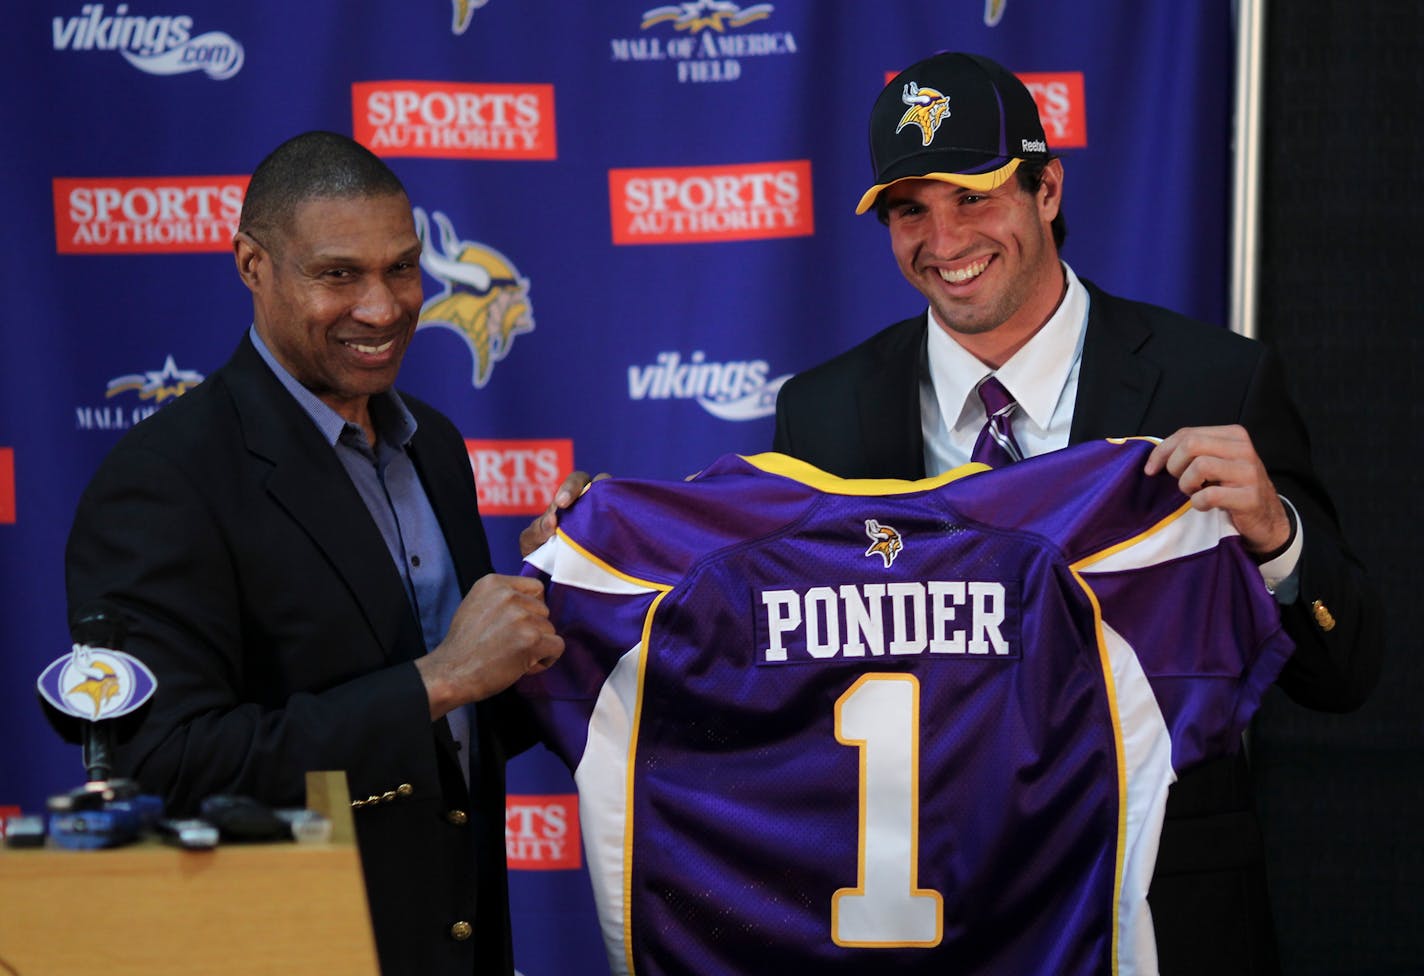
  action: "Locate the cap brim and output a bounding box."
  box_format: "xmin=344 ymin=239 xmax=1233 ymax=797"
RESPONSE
xmin=854 ymin=157 xmax=1022 ymax=215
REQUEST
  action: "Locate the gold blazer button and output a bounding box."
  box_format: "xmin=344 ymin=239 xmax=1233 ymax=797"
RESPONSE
xmin=1311 ymin=600 xmax=1337 ymax=632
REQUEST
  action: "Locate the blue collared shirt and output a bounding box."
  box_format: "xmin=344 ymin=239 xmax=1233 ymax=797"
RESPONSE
xmin=250 ymin=326 xmax=473 ymax=780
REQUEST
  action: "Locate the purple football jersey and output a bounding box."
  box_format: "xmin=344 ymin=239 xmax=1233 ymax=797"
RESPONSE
xmin=519 ymin=439 xmax=1293 ymax=976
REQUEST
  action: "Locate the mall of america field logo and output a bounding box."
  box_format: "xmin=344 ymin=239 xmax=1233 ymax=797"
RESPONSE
xmin=610 ymin=1 xmax=797 ymax=83
xmin=52 ymin=5 xmax=244 ymax=80
xmin=76 ymin=355 xmax=205 ymax=432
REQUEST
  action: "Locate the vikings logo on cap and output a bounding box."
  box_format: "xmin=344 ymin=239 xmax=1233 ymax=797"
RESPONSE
xmin=864 ymin=519 xmax=904 ymax=568
xmin=855 ymin=52 xmax=1052 ymax=215
xmin=37 ymin=643 xmax=157 ymax=722
xmin=896 ymin=82 xmax=950 ymax=147
xmin=415 ymin=208 xmax=535 ymax=390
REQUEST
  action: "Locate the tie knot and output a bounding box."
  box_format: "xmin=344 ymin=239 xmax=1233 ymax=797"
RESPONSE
xmin=977 ymin=376 xmax=1016 ymax=417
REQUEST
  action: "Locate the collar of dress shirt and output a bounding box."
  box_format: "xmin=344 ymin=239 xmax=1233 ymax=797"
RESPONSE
xmin=925 ymin=262 xmax=1089 ymax=441
xmin=248 ymin=324 xmax=417 ymax=450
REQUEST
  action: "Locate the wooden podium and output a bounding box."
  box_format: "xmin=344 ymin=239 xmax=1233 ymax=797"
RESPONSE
xmin=0 ymin=772 xmax=380 ymax=975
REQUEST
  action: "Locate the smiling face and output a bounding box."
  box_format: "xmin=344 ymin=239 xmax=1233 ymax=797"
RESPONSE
xmin=235 ymin=192 xmax=424 ymax=432
xmin=881 ymin=161 xmax=1066 ymax=366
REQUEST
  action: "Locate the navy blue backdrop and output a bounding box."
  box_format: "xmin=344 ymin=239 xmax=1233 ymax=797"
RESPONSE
xmin=1 ymin=3 xmax=1234 ymax=972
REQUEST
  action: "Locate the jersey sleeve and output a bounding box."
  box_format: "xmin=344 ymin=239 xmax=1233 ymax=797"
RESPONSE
xmin=1074 ymin=499 xmax=1295 ymax=771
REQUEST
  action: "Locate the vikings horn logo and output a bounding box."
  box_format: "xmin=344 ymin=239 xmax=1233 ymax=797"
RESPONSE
xmin=414 ymin=208 xmax=534 ymax=390
xmin=864 ymin=519 xmax=904 ymax=568
xmin=68 ymin=660 xmax=121 ymax=720
xmin=896 ymin=82 xmax=951 ymax=147
xmin=450 ymin=0 xmax=490 ymax=35
xmin=984 ymin=0 xmax=1008 ymax=26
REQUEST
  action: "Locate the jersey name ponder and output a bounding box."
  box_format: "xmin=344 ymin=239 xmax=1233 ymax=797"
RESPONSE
xmin=519 ymin=440 xmax=1293 ymax=976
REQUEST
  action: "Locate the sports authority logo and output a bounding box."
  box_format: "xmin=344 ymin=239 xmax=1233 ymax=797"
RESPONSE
xmin=353 ymin=81 xmax=556 ymax=160
xmin=0 ymin=449 xmax=14 ymax=525
xmin=897 ymin=82 xmax=951 ymax=146
xmin=610 ymin=160 xmax=813 ymax=245
xmin=37 ymin=642 xmax=158 ymax=723
xmin=1018 ymin=72 xmax=1087 ymax=148
xmin=414 ymin=208 xmax=534 ymax=390
xmin=51 ymin=5 xmax=244 ymax=80
xmin=506 ymin=794 xmax=580 ymax=870
xmin=610 ymin=2 xmax=797 ymax=83
xmin=864 ymin=519 xmax=903 ymax=568
xmin=465 ymin=439 xmax=573 ymax=517
xmin=53 ymin=176 xmax=247 ymax=255
xmin=628 ymin=350 xmax=790 ymax=422
xmin=76 ymin=356 xmax=205 ymax=432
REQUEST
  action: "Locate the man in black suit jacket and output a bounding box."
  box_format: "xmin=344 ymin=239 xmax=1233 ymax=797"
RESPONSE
xmin=66 ymin=132 xmax=564 ymax=975
xmin=774 ymin=53 xmax=1380 ymax=974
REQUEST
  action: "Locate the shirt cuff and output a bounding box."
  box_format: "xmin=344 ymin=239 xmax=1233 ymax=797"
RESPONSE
xmin=1259 ymin=496 xmax=1303 ymax=603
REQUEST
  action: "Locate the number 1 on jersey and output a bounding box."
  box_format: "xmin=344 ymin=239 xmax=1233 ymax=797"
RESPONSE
xmin=832 ymin=673 xmax=944 ymax=947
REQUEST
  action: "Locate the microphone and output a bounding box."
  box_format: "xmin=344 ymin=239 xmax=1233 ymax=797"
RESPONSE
xmin=36 ymin=605 xmax=157 ymax=783
xmin=34 ymin=605 xmax=164 ymax=847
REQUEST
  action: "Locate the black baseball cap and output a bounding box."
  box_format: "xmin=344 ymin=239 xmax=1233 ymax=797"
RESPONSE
xmin=856 ymin=52 xmax=1053 ymax=215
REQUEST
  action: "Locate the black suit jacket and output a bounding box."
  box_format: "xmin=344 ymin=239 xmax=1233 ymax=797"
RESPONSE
xmin=66 ymin=335 xmax=527 ymax=976
xmin=774 ymin=280 xmax=1381 ymax=974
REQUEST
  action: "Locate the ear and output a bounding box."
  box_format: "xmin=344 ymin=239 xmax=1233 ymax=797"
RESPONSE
xmin=1037 ymin=159 xmax=1065 ymax=224
xmin=233 ymin=230 xmax=266 ymax=292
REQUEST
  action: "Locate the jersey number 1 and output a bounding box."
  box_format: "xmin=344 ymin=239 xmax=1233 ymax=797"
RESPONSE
xmin=832 ymin=673 xmax=944 ymax=947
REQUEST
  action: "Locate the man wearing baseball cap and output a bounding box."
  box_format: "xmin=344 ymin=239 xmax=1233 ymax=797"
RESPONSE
xmin=774 ymin=51 xmax=1379 ymax=975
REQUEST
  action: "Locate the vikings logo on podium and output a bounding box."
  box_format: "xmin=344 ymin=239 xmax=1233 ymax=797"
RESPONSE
xmin=37 ymin=642 xmax=157 ymax=724
xmin=864 ymin=519 xmax=904 ymax=568
xmin=414 ymin=207 xmax=535 ymax=390
xmin=896 ymin=82 xmax=951 ymax=147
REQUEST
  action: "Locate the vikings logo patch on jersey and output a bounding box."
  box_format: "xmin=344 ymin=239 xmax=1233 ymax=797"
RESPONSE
xmin=896 ymin=82 xmax=950 ymax=146
xmin=415 ymin=207 xmax=535 ymax=390
xmin=864 ymin=518 xmax=903 ymax=568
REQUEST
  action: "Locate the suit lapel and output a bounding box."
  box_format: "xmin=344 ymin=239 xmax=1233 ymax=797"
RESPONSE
xmin=857 ymin=316 xmax=930 ymax=479
xmin=222 ymin=337 xmax=421 ymax=662
xmin=1068 ymin=282 xmax=1161 ymax=443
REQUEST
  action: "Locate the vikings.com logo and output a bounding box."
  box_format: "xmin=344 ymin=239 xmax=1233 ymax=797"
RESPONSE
xmin=414 ymin=208 xmax=534 ymax=390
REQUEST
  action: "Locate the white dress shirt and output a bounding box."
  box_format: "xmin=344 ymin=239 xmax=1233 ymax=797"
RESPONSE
xmin=917 ymin=262 xmax=1302 ymax=600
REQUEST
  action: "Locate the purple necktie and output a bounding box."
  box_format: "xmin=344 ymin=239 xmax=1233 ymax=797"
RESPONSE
xmin=970 ymin=376 xmax=1024 ymax=467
